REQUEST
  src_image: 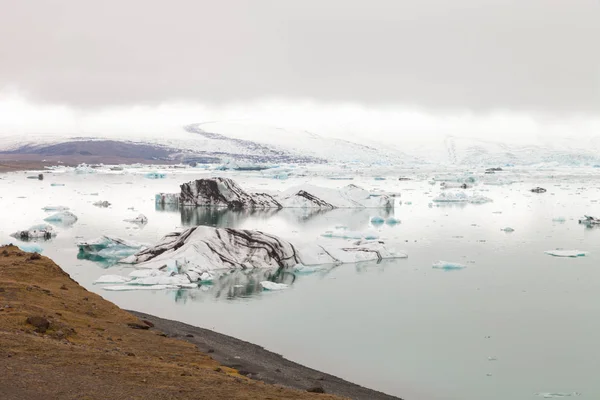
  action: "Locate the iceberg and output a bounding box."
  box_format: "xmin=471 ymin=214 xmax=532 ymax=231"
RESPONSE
xmin=50 ymin=183 xmax=65 ymax=187
xmin=321 ymin=228 xmax=380 ymax=240
xmin=42 ymin=205 xmax=70 ymax=211
xmin=260 ymin=281 xmax=289 ymax=291
xmin=74 ymin=164 xmax=96 ymax=174
xmin=578 ymin=215 xmax=600 ymax=225
xmin=531 ymin=187 xmax=547 ymax=193
xmin=501 ymin=227 xmax=515 ymax=232
xmin=544 ymin=250 xmax=588 ymax=258
xmin=145 ymin=172 xmax=166 ymax=179
xmin=93 ymin=200 xmax=111 ymax=207
xmin=553 ymin=217 xmax=567 ymax=223
xmin=119 ymin=226 xmax=301 ymax=273
xmin=44 ymin=211 xmax=78 ymax=224
xmin=535 ymin=393 xmax=581 ymax=398
xmin=370 ymin=216 xmax=385 ymax=224
xmin=160 ymin=178 xmax=395 ymax=209
xmin=433 ymin=192 xmax=492 ymax=204
xmin=103 ymin=284 xmax=180 ymax=291
xmin=386 ymin=217 xmax=401 ymax=225
xmin=124 ymin=214 xmax=148 ymax=225
xmin=77 ymin=236 xmax=147 ymax=262
xmin=297 ymin=240 xmax=407 ymax=266
xmin=441 ymin=182 xmax=470 ymax=189
xmin=279 ymin=184 xmax=394 ymax=209
xmin=11 ymin=224 xmax=57 ymax=240
xmin=432 ymin=261 xmax=467 ymax=270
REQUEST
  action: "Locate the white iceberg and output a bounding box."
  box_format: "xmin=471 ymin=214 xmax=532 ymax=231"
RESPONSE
xmin=501 ymin=227 xmax=515 ymax=232
xmin=297 ymin=240 xmax=407 ymax=266
xmin=124 ymin=214 xmax=148 ymax=225
xmin=432 ymin=261 xmax=467 ymax=270
xmin=44 ymin=211 xmax=78 ymax=224
xmin=103 ymin=284 xmax=180 ymax=291
xmin=321 ymin=228 xmax=380 ymax=240
xmin=93 ymin=200 xmax=111 ymax=208
xmin=74 ymin=164 xmax=96 ymax=174
xmin=11 ymin=224 xmax=56 ymax=240
xmin=534 ymin=393 xmax=581 ymax=398
xmin=544 ymin=250 xmax=588 ymax=258
xmin=260 ymin=281 xmax=289 ymax=291
xmin=42 ymin=205 xmax=70 ymax=211
xmin=433 ymin=192 xmax=492 ymax=204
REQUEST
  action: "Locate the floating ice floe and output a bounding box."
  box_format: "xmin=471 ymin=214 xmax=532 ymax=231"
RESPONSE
xmin=553 ymin=217 xmax=566 ymax=223
xmin=50 ymin=183 xmax=65 ymax=187
xmin=386 ymin=217 xmax=401 ymax=225
xmin=74 ymin=164 xmax=96 ymax=174
xmin=156 ymin=177 xmax=395 ymax=209
xmin=531 ymin=187 xmax=547 ymax=193
xmin=370 ymin=216 xmax=385 ymax=224
xmin=501 ymin=227 xmax=515 ymax=232
xmin=432 ymin=261 xmax=467 ymax=270
xmin=215 ymin=160 xmax=274 ymax=171
xmin=124 ymin=214 xmax=148 ymax=225
xmin=260 ymin=281 xmax=289 ymax=291
xmin=433 ymin=192 xmax=492 ymax=204
xmin=145 ymin=172 xmax=166 ymax=179
xmin=321 ymin=228 xmax=380 ymax=240
xmin=42 ymin=205 xmax=70 ymax=211
xmin=297 ymin=240 xmax=407 ymax=266
xmin=534 ymin=393 xmax=581 ymax=398
xmin=11 ymin=224 xmax=57 ymax=240
xmin=578 ymin=215 xmax=600 ymax=225
xmin=441 ymin=182 xmax=471 ymax=189
xmin=93 ymin=201 xmax=111 ymax=208
xmin=544 ymin=250 xmax=588 ymax=258
xmin=77 ymin=235 xmax=147 ymax=262
xmin=44 ymin=211 xmax=78 ymax=225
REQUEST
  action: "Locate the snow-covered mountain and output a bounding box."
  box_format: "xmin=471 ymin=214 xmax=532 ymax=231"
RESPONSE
xmin=2 ymin=121 xmax=600 ymax=167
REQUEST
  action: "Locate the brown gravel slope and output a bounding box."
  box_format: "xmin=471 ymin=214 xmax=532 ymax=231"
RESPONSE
xmin=0 ymin=246 xmax=342 ymax=400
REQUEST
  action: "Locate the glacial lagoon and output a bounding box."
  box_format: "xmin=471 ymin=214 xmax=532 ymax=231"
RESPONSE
xmin=1 ymin=165 xmax=599 ymax=400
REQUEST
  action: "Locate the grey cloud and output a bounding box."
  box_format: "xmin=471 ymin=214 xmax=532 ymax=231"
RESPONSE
xmin=0 ymin=0 xmax=598 ymax=112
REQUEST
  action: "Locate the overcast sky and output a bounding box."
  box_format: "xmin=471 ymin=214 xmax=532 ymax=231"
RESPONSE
xmin=0 ymin=0 xmax=599 ymax=142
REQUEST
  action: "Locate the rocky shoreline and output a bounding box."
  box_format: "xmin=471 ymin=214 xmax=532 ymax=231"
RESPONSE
xmin=0 ymin=245 xmax=401 ymax=400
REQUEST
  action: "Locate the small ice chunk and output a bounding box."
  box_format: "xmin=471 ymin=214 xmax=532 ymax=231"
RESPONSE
xmin=501 ymin=227 xmax=515 ymax=232
xmin=124 ymin=214 xmax=148 ymax=225
xmin=432 ymin=261 xmax=467 ymax=270
xmin=1 ymin=242 xmax=44 ymax=253
xmin=433 ymin=192 xmax=492 ymax=204
xmin=42 ymin=205 xmax=70 ymax=211
xmin=260 ymin=281 xmax=289 ymax=291
xmin=293 ymin=264 xmax=325 ymax=274
xmin=94 ymin=275 xmax=132 ymax=284
xmin=145 ymin=172 xmax=166 ymax=179
xmin=50 ymin=183 xmax=65 ymax=187
xmin=321 ymin=229 xmax=379 ymax=240
xmin=44 ymin=211 xmax=78 ymax=224
xmin=544 ymin=250 xmax=588 ymax=258
xmin=386 ymin=217 xmax=401 ymax=225
xmin=370 ymin=216 xmax=385 ymax=224
xmin=535 ymin=393 xmax=581 ymax=398
xmin=553 ymin=217 xmax=566 ymax=223
xmin=93 ymin=200 xmax=111 ymax=207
